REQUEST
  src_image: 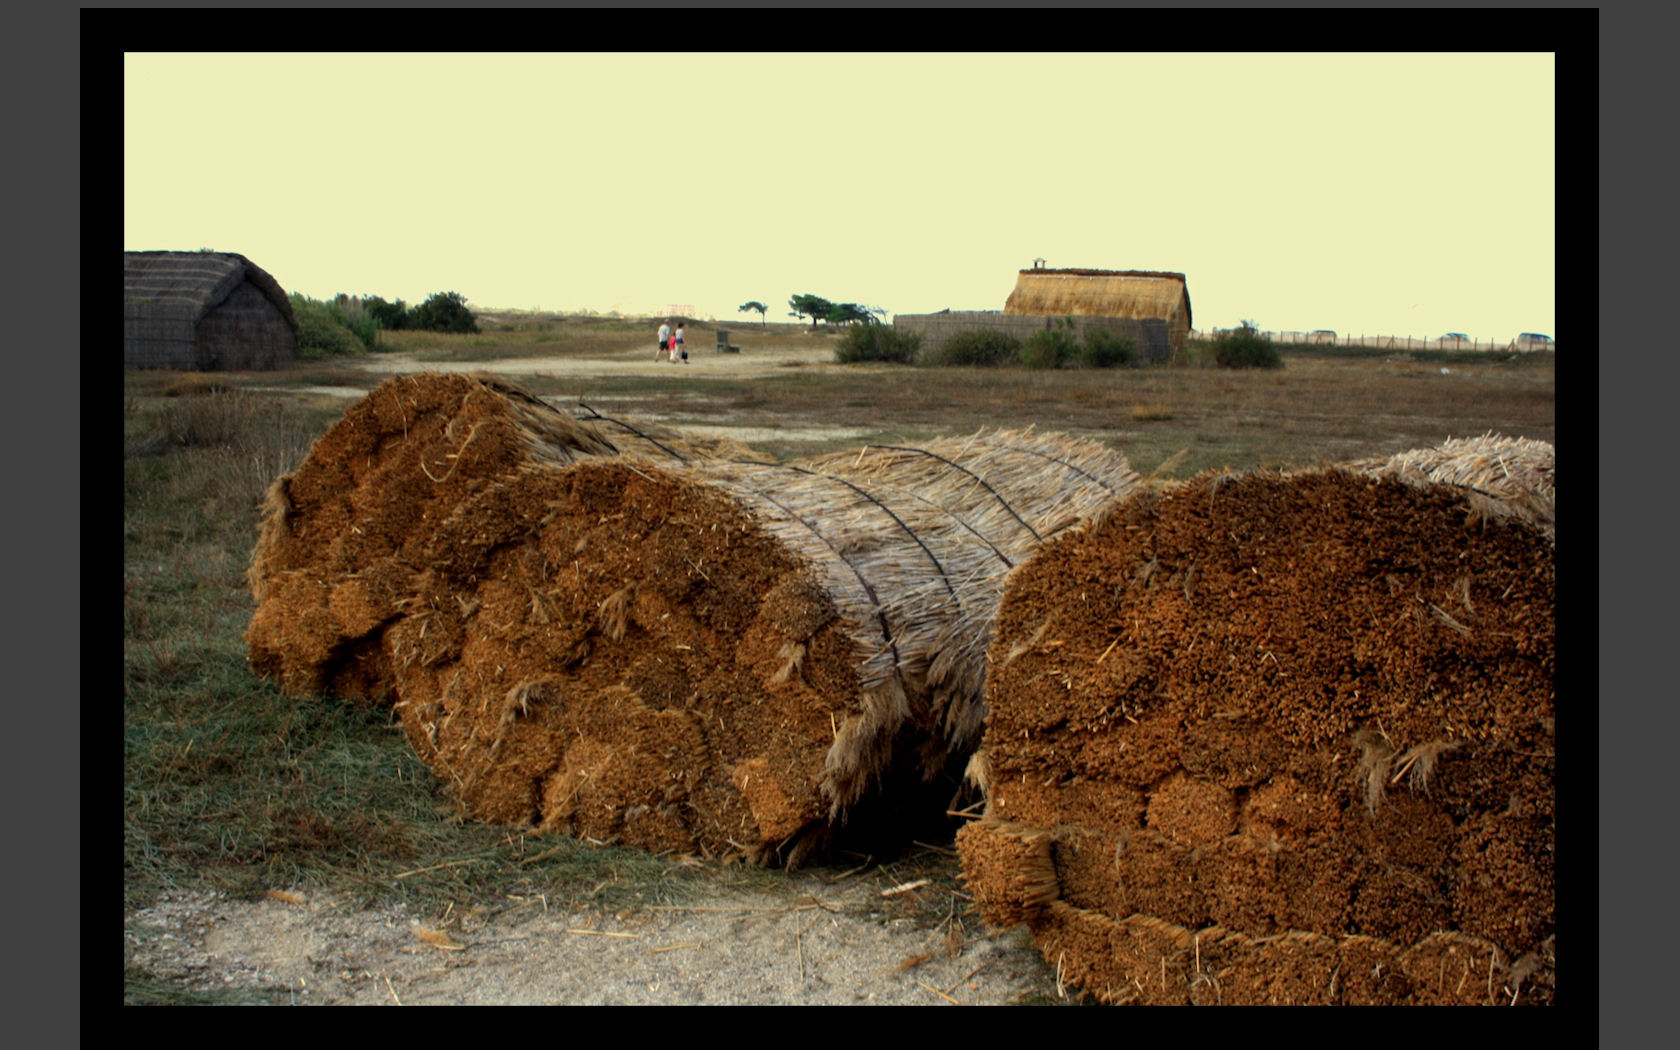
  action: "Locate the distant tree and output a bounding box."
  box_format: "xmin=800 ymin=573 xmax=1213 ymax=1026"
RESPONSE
xmin=410 ymin=290 xmax=479 ymax=334
xmin=738 ymin=300 xmax=769 ymax=326
xmin=363 ymin=295 xmax=411 ymax=331
xmin=825 ymin=302 xmax=876 ymax=327
xmin=788 ymin=293 xmax=834 ymax=330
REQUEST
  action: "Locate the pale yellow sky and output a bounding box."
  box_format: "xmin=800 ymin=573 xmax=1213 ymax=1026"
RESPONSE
xmin=123 ymin=52 xmax=1554 ymax=339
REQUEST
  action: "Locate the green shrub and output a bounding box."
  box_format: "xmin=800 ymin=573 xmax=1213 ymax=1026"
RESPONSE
xmin=332 ymin=310 xmax=380 ymax=351
xmin=290 ymin=294 xmax=368 ymax=360
xmin=363 ymin=295 xmax=411 ymax=332
xmin=834 ymin=324 xmax=922 ymax=364
xmin=935 ymin=329 xmax=1020 ymax=367
xmin=325 ymin=296 xmax=382 ymax=351
xmin=411 ymin=291 xmax=480 ymax=334
xmin=1021 ymin=328 xmax=1079 ymax=370
xmin=1080 ymin=327 xmax=1136 ymax=368
xmin=1210 ymin=324 xmax=1283 ymax=369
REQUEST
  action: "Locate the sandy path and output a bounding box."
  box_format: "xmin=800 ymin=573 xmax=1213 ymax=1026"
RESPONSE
xmin=125 ymin=870 xmax=1061 ymax=1006
xmin=348 ymin=344 xmax=858 ymax=382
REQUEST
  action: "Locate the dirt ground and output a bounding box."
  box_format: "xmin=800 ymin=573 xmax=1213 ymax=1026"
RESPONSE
xmin=141 ymin=341 xmax=1550 ymax=1006
xmin=124 ymin=862 xmax=1062 ymax=1006
xmin=350 ymin=343 xmax=850 ymax=381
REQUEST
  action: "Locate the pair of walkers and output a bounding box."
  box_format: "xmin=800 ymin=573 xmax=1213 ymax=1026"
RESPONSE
xmin=656 ymin=320 xmax=687 ymax=364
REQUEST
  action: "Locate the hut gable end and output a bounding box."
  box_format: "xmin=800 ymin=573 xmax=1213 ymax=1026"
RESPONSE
xmin=124 ymin=251 xmax=300 ymax=371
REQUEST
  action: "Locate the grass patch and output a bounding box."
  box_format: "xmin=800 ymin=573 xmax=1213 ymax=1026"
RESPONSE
xmin=124 ymin=965 xmax=293 ymax=1006
xmin=1130 ymin=402 xmax=1175 ymax=421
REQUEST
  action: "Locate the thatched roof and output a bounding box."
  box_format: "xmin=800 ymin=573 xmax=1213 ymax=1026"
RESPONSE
xmin=1003 ymin=268 xmax=1191 ymax=328
xmin=125 ymin=250 xmax=300 ymax=370
xmin=124 ymin=250 xmax=298 ymax=331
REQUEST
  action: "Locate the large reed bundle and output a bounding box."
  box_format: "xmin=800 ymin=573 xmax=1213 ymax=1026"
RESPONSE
xmin=245 ymin=373 xmax=742 ymax=701
xmin=381 ymin=430 xmax=1139 ymax=862
xmin=246 ymin=375 xmax=1139 ymax=862
xmin=958 ymin=465 xmax=1556 ymax=1004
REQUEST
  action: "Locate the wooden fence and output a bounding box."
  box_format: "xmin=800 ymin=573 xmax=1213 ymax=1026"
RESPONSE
xmin=1192 ymin=330 xmax=1555 ymax=352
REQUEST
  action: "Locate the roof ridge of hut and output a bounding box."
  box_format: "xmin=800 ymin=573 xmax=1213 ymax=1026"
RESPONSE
xmin=1015 ymin=267 xmax=1187 ymax=281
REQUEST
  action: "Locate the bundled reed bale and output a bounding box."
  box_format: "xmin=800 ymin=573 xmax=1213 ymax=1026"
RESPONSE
xmin=380 ymin=430 xmax=1138 ymax=863
xmin=785 ymin=432 xmax=1137 ymax=786
xmin=245 ymin=372 xmax=744 ymax=701
xmin=1026 ymin=905 xmax=1551 ymax=1006
xmin=957 ymin=465 xmax=1555 ymax=1004
xmin=1348 ymin=432 xmax=1555 ymax=542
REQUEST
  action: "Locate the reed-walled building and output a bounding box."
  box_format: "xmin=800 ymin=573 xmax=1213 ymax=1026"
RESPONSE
xmin=124 ymin=251 xmax=299 ymax=370
xmin=895 ymin=266 xmax=1192 ymax=363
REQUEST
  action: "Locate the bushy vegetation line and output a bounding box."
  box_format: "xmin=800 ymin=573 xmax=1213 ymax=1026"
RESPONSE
xmin=931 ymin=330 xmax=1022 ymax=367
xmin=834 ymin=325 xmax=923 ymax=363
xmin=890 ymin=320 xmax=1140 ymax=370
xmin=1204 ymin=321 xmax=1283 ymax=370
xmin=290 ymin=290 xmax=481 ymax=360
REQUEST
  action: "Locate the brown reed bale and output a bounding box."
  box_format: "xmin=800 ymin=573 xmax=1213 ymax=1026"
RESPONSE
xmin=957 ymin=466 xmax=1555 ymax=1004
xmin=1349 ymin=432 xmax=1555 ymax=543
xmin=244 ymin=372 xmax=739 ymax=701
xmin=381 ymin=431 xmax=1138 ymax=863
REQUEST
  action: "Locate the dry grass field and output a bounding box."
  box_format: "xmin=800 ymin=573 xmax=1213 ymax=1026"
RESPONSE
xmin=260 ymin=311 xmax=1556 ymax=470
xmin=122 ymin=314 xmax=1554 ymax=1004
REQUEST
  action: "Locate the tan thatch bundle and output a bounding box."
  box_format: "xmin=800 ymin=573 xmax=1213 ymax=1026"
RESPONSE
xmin=245 ymin=372 xmax=735 ymax=700
xmin=1347 ymin=433 xmax=1555 ymax=542
xmin=1002 ymin=268 xmax=1191 ymax=326
xmin=379 ymin=429 xmax=1138 ymax=863
xmin=245 ymin=373 xmax=1139 ymax=862
xmin=783 ymin=432 xmax=1138 ymax=775
xmin=957 ymin=466 xmax=1555 ymax=1004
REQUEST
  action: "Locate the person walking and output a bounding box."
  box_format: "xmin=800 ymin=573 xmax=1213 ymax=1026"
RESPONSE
xmin=656 ymin=319 xmax=671 ymax=361
xmin=674 ymin=323 xmax=687 ymax=364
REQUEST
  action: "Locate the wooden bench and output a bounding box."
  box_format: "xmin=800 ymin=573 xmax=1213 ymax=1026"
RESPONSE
xmin=715 ymin=329 xmax=740 ymax=353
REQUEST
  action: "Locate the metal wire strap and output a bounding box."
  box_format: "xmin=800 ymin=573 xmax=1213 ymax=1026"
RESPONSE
xmin=573 ymin=402 xmax=688 ymax=463
xmin=735 ymin=461 xmax=960 ymax=606
xmin=862 ymin=444 xmax=1041 ymax=542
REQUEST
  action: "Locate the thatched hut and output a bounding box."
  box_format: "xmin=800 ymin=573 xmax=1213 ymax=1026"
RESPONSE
xmin=1003 ymin=268 xmax=1192 ymax=359
xmin=124 ymin=251 xmax=299 ymax=370
xmin=958 ymin=462 xmax=1556 ymax=1004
